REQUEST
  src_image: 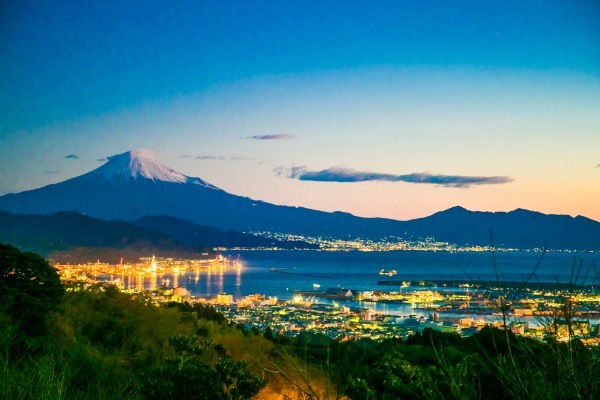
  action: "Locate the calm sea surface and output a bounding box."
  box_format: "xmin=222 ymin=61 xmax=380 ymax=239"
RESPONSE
xmin=172 ymin=250 xmax=597 ymax=299
xmin=109 ymin=250 xmax=599 ymax=319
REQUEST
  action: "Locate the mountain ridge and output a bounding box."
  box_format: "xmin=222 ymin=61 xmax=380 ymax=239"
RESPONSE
xmin=0 ymin=210 xmax=210 ymax=263
xmin=0 ymin=210 xmax=316 ymax=261
xmin=0 ymin=150 xmax=599 ymax=250
xmin=133 ymin=214 xmax=318 ymax=249
xmin=0 ymin=150 xmax=406 ymax=238
xmin=403 ymin=206 xmax=600 ymax=250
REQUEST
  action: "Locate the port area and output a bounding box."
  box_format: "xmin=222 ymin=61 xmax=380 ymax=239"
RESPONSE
xmin=288 ymin=287 xmax=443 ymax=308
xmin=289 ymin=279 xmax=600 ymax=321
xmin=280 ymin=280 xmax=600 ymax=343
xmin=377 ymin=279 xmax=594 ymax=291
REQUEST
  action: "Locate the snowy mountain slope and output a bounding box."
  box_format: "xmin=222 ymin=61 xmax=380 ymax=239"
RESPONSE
xmin=0 ymin=150 xmax=402 ymax=238
xmin=75 ymin=150 xmax=219 ymax=189
xmin=0 ymin=150 xmax=599 ymax=249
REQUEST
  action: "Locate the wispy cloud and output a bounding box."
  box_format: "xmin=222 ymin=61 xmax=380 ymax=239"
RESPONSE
xmin=595 ymin=163 xmax=600 ymax=168
xmin=196 ymin=155 xmax=226 ymax=160
xmin=179 ymin=154 xmax=253 ymax=161
xmin=229 ymin=156 xmax=253 ymax=161
xmin=65 ymin=154 xmax=79 ymax=159
xmin=275 ymin=166 xmax=514 ymax=188
xmin=178 ymin=154 xmax=223 ymax=160
xmin=248 ymin=134 xmax=295 ymax=140
xmin=43 ymin=170 xmax=60 ymax=175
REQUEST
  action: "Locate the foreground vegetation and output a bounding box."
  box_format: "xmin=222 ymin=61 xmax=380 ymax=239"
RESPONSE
xmin=267 ymin=325 xmax=599 ymax=399
xmin=1 ymin=243 xmax=599 ymax=399
xmin=0 ymin=243 xmax=332 ymax=399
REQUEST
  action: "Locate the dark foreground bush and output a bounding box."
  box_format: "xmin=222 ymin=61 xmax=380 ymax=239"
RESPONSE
xmin=276 ymin=327 xmax=600 ymax=400
xmin=0 ymin=243 xmax=64 ymax=336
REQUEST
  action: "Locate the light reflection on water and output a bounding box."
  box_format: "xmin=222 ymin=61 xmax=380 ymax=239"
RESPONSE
xmin=99 ymin=250 xmax=599 ymax=326
xmin=100 ymin=250 xmax=600 ymax=300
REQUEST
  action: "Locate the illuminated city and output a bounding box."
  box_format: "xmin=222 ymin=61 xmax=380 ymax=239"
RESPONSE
xmin=246 ymin=232 xmax=594 ymax=253
xmin=1 ymin=1 xmax=599 ymax=398
xmin=54 ymin=255 xmax=600 ymax=347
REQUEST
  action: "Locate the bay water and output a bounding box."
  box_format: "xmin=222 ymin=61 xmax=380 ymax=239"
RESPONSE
xmin=183 ymin=251 xmax=598 ymax=307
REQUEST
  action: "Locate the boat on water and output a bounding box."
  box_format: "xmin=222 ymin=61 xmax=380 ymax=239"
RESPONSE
xmin=379 ymin=269 xmax=397 ymax=276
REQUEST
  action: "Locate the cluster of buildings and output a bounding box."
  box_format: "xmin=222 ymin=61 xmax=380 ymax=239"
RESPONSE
xmin=213 ymin=297 xmax=599 ymax=344
xmin=54 ymin=256 xmax=600 ymax=347
xmin=206 ymin=281 xmax=600 ymax=346
xmin=249 ymin=231 xmax=530 ymax=252
xmin=55 ymin=254 xmax=239 ymax=290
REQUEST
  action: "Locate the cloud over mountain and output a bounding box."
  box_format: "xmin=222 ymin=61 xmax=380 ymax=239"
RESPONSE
xmin=1 ymin=150 xmax=598 ymax=250
xmin=275 ymin=166 xmax=514 ymax=188
xmin=249 ymin=134 xmax=295 ymax=140
xmin=194 ymin=155 xmax=226 ymax=160
xmin=179 ymin=154 xmax=252 ymax=161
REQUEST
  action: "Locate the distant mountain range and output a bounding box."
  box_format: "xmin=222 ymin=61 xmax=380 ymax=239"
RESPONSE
xmin=402 ymin=206 xmax=600 ymax=250
xmin=133 ymin=215 xmax=318 ymax=250
xmin=0 ymin=150 xmax=598 ymax=251
xmin=0 ymin=210 xmax=315 ymax=263
xmin=0 ymin=210 xmax=202 ymax=263
xmin=0 ymin=150 xmax=403 ymax=238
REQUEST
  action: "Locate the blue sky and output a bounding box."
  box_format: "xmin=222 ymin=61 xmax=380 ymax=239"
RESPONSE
xmin=1 ymin=1 xmax=599 ymax=220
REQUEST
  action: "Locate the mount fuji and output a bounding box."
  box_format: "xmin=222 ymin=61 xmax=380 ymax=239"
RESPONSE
xmin=0 ymin=150 xmax=403 ymax=238
xmin=1 ymin=150 xmax=599 ymax=250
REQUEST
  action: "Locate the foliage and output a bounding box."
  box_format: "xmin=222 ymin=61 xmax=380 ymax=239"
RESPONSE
xmin=273 ymin=326 xmax=600 ymax=400
xmin=0 ymin=285 xmax=270 ymax=399
xmin=142 ymin=333 xmax=264 ymax=400
xmin=1 ymin=245 xmax=598 ymax=399
xmin=0 ymin=242 xmax=64 ymax=335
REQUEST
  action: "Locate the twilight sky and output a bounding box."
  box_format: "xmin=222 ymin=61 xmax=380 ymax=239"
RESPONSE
xmin=1 ymin=1 xmax=599 ymax=221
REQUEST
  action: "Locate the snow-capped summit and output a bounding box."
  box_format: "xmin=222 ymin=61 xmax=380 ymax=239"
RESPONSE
xmin=0 ymin=149 xmax=598 ymax=250
xmin=78 ymin=150 xmax=219 ymax=189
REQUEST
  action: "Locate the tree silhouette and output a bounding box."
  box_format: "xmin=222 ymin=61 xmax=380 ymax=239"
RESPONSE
xmin=0 ymin=242 xmax=64 ymax=335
